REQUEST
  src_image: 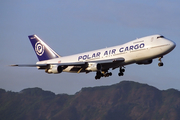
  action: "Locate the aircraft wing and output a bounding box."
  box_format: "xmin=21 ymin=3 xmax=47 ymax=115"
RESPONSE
xmin=11 ymin=57 xmax=125 ymax=70
xmin=11 ymin=62 xmax=88 ymax=68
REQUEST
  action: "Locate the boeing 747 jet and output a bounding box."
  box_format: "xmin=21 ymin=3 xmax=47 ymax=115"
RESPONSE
xmin=12 ymin=35 xmax=176 ymax=79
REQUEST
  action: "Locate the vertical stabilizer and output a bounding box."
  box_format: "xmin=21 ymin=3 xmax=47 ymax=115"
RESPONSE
xmin=28 ymin=35 xmax=61 ymax=61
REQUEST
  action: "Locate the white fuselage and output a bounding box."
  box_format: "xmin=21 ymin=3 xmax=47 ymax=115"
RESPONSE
xmin=37 ymin=35 xmax=176 ymax=73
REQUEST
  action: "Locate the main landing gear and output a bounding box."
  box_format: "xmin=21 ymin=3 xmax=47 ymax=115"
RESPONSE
xmin=95 ymin=66 xmax=126 ymax=79
xmin=158 ymin=57 xmax=164 ymax=67
xmin=95 ymin=56 xmax=164 ymax=79
xmin=118 ymin=66 xmax=125 ymax=76
xmin=95 ymin=71 xmax=112 ymax=80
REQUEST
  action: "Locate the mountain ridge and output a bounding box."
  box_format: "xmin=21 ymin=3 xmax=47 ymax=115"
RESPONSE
xmin=0 ymin=80 xmax=180 ymax=120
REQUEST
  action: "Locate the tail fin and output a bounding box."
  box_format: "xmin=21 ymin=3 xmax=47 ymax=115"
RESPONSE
xmin=28 ymin=35 xmax=61 ymax=61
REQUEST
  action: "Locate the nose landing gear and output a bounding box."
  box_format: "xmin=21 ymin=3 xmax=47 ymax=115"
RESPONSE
xmin=158 ymin=57 xmax=164 ymax=67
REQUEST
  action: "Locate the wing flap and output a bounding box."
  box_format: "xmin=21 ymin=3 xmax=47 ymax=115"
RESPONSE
xmin=92 ymin=57 xmax=124 ymax=64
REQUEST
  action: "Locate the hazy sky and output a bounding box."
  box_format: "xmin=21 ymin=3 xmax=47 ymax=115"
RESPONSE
xmin=1 ymin=0 xmax=180 ymax=94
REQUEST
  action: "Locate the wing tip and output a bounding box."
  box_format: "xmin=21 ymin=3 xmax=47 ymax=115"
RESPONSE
xmin=10 ymin=64 xmax=18 ymax=67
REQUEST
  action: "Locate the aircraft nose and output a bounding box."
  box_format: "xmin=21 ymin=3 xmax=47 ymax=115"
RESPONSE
xmin=170 ymin=40 xmax=176 ymax=49
xmin=167 ymin=39 xmax=176 ymax=51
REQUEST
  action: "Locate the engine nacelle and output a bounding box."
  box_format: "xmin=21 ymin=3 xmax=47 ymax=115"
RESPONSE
xmin=86 ymin=63 xmax=101 ymax=71
xmin=136 ymin=59 xmax=153 ymax=65
xmin=45 ymin=65 xmax=63 ymax=74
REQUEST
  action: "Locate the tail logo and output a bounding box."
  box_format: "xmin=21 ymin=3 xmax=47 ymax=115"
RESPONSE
xmin=35 ymin=41 xmax=44 ymax=56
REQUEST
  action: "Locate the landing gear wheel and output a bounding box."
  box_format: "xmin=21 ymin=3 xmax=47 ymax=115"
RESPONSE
xmin=95 ymin=71 xmax=102 ymax=80
xmin=103 ymin=72 xmax=112 ymax=77
xmin=118 ymin=66 xmax=125 ymax=77
xmin=118 ymin=72 xmax=124 ymax=76
xmin=158 ymin=62 xmax=163 ymax=67
xmin=109 ymin=72 xmax=112 ymax=76
xmin=95 ymin=71 xmax=113 ymax=79
xmin=121 ymin=69 xmax=125 ymax=72
xmin=95 ymin=76 xmax=101 ymax=80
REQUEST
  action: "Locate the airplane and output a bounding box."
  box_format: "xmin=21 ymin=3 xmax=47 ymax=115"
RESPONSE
xmin=11 ymin=34 xmax=176 ymax=79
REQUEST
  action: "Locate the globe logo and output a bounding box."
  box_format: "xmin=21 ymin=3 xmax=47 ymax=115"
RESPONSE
xmin=35 ymin=42 xmax=44 ymax=56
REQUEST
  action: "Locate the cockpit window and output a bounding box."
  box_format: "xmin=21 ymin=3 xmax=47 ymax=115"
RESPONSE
xmin=157 ymin=36 xmax=164 ymax=39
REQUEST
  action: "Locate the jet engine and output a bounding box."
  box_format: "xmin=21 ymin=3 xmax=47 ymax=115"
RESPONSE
xmin=86 ymin=63 xmax=101 ymax=71
xmin=136 ymin=59 xmax=153 ymax=65
xmin=45 ymin=65 xmax=63 ymax=74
